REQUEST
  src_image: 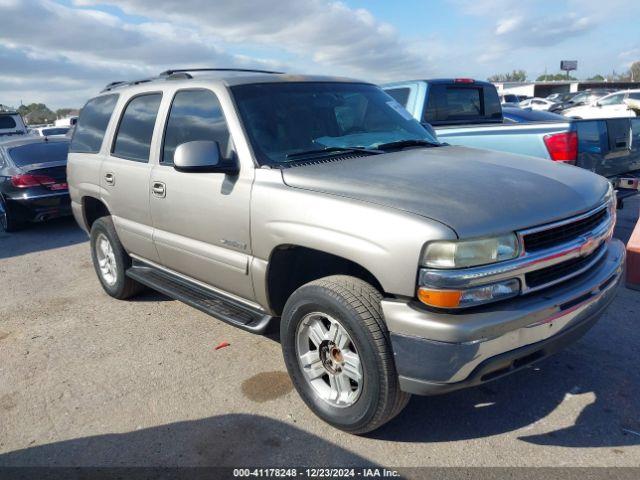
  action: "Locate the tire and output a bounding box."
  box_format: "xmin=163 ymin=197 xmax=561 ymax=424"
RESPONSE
xmin=0 ymin=196 xmax=24 ymax=233
xmin=90 ymin=216 xmax=144 ymax=299
xmin=281 ymin=275 xmax=410 ymax=434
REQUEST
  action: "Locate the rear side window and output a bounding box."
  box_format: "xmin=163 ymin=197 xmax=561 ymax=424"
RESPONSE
xmin=424 ymin=85 xmax=502 ymax=125
xmin=70 ymin=94 xmax=118 ymax=153
xmin=0 ymin=116 xmax=17 ymax=129
xmin=112 ymin=93 xmax=162 ymax=162
xmin=162 ymin=89 xmax=230 ymax=165
xmin=385 ymin=88 xmax=410 ymax=108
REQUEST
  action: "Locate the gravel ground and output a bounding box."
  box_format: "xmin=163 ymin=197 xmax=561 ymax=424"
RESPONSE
xmin=0 ymin=196 xmax=638 ymax=469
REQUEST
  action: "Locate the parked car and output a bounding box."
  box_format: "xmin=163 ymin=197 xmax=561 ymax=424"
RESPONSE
xmin=0 ymin=136 xmax=71 ymax=231
xmin=561 ymin=90 xmax=640 ymax=119
xmin=31 ymin=126 xmax=71 ymax=137
xmin=382 ymin=79 xmax=640 ymax=194
xmin=502 ymin=106 xmax=566 ymax=122
xmin=55 ymin=116 xmax=78 ymax=127
xmin=68 ymin=69 xmax=624 ymax=434
xmin=499 ymin=93 xmax=521 ymax=106
xmin=519 ymin=97 xmax=556 ymax=111
xmin=547 ymin=92 xmax=573 ymax=103
xmin=0 ymin=110 xmax=28 ymax=137
xmin=549 ymin=89 xmax=616 ymax=113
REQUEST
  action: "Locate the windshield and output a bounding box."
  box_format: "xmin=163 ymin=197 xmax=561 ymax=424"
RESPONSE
xmin=232 ymin=82 xmax=439 ymax=165
xmin=8 ymin=141 xmax=70 ymax=167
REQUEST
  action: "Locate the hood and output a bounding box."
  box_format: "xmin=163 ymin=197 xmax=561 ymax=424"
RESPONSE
xmin=281 ymin=146 xmax=610 ymax=239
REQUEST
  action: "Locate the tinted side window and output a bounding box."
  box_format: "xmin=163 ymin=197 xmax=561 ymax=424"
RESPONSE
xmin=162 ymin=90 xmax=230 ymax=165
xmin=112 ymin=93 xmax=162 ymax=162
xmin=385 ymin=88 xmax=410 ymax=108
xmin=424 ymin=85 xmax=501 ymax=124
xmin=0 ymin=116 xmax=17 ymax=129
xmin=70 ymin=94 xmax=118 ymax=153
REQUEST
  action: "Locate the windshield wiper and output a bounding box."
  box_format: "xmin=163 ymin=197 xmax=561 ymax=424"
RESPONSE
xmin=374 ymin=139 xmax=441 ymax=151
xmin=285 ymin=146 xmax=382 ymax=161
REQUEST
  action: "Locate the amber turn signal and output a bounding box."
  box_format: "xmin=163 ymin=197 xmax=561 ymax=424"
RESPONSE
xmin=417 ymin=287 xmax=462 ymax=308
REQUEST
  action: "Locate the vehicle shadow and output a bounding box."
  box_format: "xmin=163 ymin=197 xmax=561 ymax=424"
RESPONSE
xmin=373 ymin=303 xmax=640 ymax=447
xmin=0 ymin=414 xmax=376 ymax=468
xmin=0 ymin=217 xmax=86 ymax=260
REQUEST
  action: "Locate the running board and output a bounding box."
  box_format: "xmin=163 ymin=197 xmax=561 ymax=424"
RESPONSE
xmin=126 ymin=263 xmax=273 ymax=333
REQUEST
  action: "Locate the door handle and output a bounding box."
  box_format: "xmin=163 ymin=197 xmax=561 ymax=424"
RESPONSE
xmin=104 ymin=172 xmax=115 ymax=186
xmin=152 ymin=181 xmax=166 ymax=198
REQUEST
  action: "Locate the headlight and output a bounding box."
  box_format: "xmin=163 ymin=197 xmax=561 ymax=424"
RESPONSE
xmin=422 ymin=234 xmax=519 ymax=269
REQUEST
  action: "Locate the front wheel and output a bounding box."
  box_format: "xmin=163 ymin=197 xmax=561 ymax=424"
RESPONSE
xmin=281 ymin=275 xmax=410 ymax=434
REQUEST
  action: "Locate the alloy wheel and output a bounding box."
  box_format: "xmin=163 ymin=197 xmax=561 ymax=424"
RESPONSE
xmin=295 ymin=312 xmax=363 ymax=408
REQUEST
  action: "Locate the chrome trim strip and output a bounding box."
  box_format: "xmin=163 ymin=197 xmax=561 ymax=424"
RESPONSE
xmin=419 ymin=205 xmax=614 ymax=294
xmin=129 ymin=253 xmax=265 ymax=311
xmin=12 ymin=191 xmax=69 ymax=200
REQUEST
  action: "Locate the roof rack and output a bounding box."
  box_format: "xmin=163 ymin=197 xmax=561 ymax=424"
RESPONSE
xmin=159 ymin=68 xmax=284 ymax=78
xmin=100 ymin=68 xmax=284 ymax=93
xmin=101 ymin=77 xmax=155 ymax=93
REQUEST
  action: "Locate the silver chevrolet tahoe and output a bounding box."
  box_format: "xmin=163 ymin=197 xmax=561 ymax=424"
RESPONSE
xmin=67 ymin=69 xmax=625 ymax=434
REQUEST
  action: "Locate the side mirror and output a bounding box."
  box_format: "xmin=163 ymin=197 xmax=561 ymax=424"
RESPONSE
xmin=174 ymin=141 xmax=239 ymax=175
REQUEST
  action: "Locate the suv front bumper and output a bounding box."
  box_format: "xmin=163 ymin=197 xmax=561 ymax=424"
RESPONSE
xmin=382 ymin=239 xmax=625 ymax=395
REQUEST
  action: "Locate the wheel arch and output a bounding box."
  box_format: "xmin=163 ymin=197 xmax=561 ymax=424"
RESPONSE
xmin=265 ymin=244 xmax=385 ymax=316
xmin=82 ymin=195 xmax=111 ymax=230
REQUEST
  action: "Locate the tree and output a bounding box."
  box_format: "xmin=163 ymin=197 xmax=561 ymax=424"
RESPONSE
xmin=630 ymin=61 xmax=640 ymax=82
xmin=487 ymin=70 xmax=527 ymax=82
xmin=56 ymin=108 xmax=76 ymax=119
xmin=17 ymin=103 xmax=56 ymax=125
xmin=587 ymin=74 xmax=605 ymax=81
xmin=536 ymin=73 xmax=577 ymax=81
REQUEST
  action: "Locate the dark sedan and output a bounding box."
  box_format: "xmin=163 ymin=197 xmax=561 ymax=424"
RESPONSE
xmin=502 ymin=106 xmax=566 ymax=123
xmin=0 ymin=136 xmax=70 ymax=232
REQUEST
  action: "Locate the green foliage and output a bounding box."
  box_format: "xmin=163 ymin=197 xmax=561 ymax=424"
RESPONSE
xmin=536 ymin=73 xmax=577 ymax=81
xmin=56 ymin=108 xmax=76 ymax=118
xmin=487 ymin=70 xmax=527 ymax=82
xmin=587 ymin=74 xmax=605 ymax=81
xmin=17 ymin=103 xmax=56 ymax=125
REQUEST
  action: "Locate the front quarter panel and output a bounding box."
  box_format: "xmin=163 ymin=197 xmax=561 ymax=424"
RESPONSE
xmin=251 ymin=168 xmax=457 ymax=302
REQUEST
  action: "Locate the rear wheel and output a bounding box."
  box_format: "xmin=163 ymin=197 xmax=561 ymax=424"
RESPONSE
xmin=90 ymin=216 xmax=144 ymax=299
xmin=281 ymin=275 xmax=410 ymax=434
xmin=0 ymin=196 xmax=24 ymax=233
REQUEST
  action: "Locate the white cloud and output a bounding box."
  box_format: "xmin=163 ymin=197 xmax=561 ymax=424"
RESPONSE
xmin=72 ymin=0 xmax=433 ymax=79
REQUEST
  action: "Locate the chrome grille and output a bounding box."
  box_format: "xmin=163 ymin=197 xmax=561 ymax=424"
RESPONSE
xmin=525 ymin=244 xmax=606 ymax=289
xmin=522 ymin=207 xmax=608 ymax=252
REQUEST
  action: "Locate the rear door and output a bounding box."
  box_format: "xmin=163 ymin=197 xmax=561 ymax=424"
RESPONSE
xmin=149 ymin=87 xmax=254 ymax=299
xmin=100 ymin=92 xmax=163 ymax=262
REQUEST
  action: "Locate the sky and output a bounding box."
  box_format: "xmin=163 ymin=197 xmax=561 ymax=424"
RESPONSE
xmin=1 ymin=0 xmax=639 ymax=109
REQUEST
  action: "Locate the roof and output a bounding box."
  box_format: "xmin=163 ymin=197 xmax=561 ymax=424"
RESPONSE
xmin=100 ymin=69 xmax=368 ymax=94
xmin=0 ymin=135 xmax=69 ymax=149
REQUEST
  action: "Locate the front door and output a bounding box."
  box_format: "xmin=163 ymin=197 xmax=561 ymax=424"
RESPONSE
xmin=149 ymin=88 xmax=254 ymax=300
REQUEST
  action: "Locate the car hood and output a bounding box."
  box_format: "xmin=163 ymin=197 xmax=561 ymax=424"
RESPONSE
xmin=280 ymin=146 xmax=610 ymax=239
